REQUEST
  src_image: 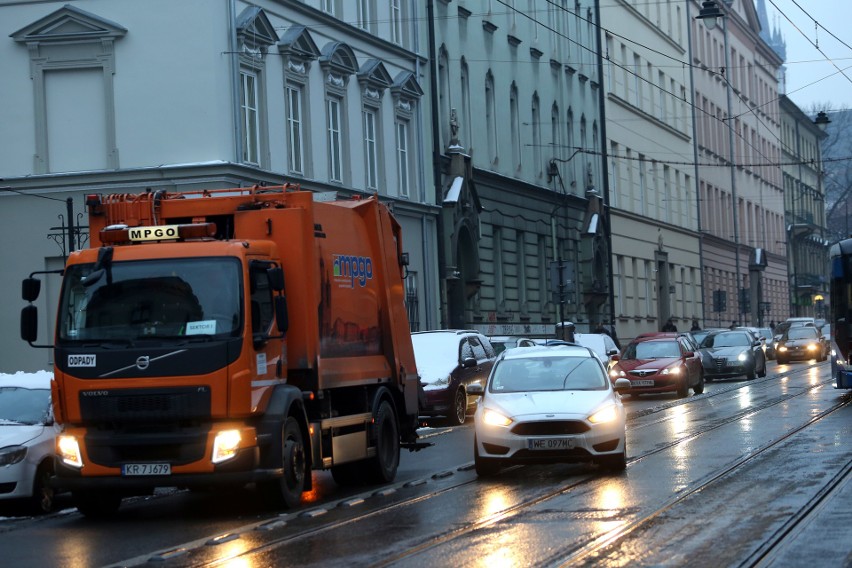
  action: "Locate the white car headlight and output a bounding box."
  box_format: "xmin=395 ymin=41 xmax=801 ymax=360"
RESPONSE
xmin=661 ymin=366 xmax=681 ymax=375
xmin=482 ymin=409 xmax=513 ymax=427
xmin=737 ymin=352 xmax=748 ymax=362
xmin=589 ymin=405 xmax=618 ymax=424
xmin=0 ymin=445 xmax=27 ymax=466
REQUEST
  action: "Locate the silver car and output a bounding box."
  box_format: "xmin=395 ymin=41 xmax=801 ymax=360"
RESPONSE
xmin=470 ymin=345 xmax=631 ymax=476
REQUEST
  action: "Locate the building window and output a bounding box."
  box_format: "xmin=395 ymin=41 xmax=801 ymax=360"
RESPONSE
xmin=327 ymin=97 xmax=343 ymax=182
xmin=461 ymin=59 xmax=472 ymax=150
xmin=357 ymin=0 xmax=376 ymax=32
xmin=486 ymin=72 xmax=497 ymax=164
xmin=510 ymin=84 xmax=521 ymax=170
xmin=391 ymin=0 xmax=404 ymax=46
xmin=494 ymin=227 xmax=505 ymax=308
xmin=518 ymin=231 xmax=528 ymax=313
xmin=240 ymin=69 xmax=260 ymax=165
xmin=538 ymin=235 xmax=549 ymax=313
xmin=286 ymin=84 xmax=305 ymax=174
xmin=396 ymin=119 xmax=410 ymax=197
xmin=364 ymin=108 xmax=380 ymax=190
xmin=532 ymin=94 xmax=541 ymax=177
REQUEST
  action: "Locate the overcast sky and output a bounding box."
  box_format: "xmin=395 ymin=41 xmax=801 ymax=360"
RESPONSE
xmin=769 ymin=0 xmax=852 ymax=112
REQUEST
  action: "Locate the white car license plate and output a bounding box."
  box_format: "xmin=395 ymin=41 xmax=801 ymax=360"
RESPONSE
xmin=528 ymin=438 xmax=574 ymax=450
xmin=630 ymin=379 xmax=654 ymax=387
xmin=121 ymin=463 xmax=171 ymax=476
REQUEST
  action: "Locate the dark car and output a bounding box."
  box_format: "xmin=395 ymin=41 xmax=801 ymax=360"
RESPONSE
xmin=608 ymin=336 xmax=704 ymax=398
xmin=412 ymin=330 xmax=497 ymax=425
xmin=775 ymin=326 xmax=829 ymax=364
xmin=698 ymin=330 xmax=767 ymax=381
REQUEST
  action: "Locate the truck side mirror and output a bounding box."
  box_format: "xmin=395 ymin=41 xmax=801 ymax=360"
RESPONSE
xmin=268 ymin=267 xmax=285 ymax=292
xmin=22 ymin=278 xmax=41 ymax=302
xmin=21 ymin=305 xmax=38 ymax=343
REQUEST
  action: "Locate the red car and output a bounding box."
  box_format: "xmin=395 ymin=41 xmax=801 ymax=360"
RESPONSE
xmin=609 ymin=336 xmax=704 ymax=398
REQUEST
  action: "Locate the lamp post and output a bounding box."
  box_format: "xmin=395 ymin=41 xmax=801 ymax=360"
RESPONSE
xmin=696 ymin=1 xmax=742 ymax=320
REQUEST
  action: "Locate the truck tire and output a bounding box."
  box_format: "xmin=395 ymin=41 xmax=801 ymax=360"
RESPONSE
xmin=73 ymin=491 xmax=122 ymax=518
xmin=331 ymin=400 xmax=400 ymax=486
xmin=261 ymin=417 xmax=306 ymax=508
xmin=365 ymin=400 xmax=400 ymax=483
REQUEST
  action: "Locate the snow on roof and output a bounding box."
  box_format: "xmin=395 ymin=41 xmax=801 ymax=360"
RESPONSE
xmin=0 ymin=371 xmax=53 ymax=389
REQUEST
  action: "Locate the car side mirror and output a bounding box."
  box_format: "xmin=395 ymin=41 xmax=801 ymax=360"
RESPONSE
xmin=462 ymin=357 xmax=477 ymax=368
xmin=467 ymin=383 xmax=484 ymax=396
xmin=610 ymin=354 xmax=620 ymax=362
xmin=684 ymin=351 xmax=695 ymax=358
xmin=613 ymin=378 xmax=631 ymax=393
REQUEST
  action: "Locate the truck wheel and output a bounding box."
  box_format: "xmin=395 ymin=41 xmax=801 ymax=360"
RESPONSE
xmin=366 ymin=400 xmax=400 ymax=483
xmin=73 ymin=492 xmax=122 ymax=518
xmin=446 ymin=387 xmax=467 ymax=426
xmin=278 ymin=417 xmax=306 ymax=508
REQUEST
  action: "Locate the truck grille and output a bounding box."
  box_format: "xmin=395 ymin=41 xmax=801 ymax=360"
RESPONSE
xmin=79 ymin=386 xmax=212 ymax=424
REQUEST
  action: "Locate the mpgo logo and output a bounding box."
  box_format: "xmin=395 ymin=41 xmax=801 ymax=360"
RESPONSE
xmin=333 ymin=254 xmax=374 ymax=287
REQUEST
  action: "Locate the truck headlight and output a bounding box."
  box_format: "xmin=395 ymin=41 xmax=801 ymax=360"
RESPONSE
xmin=212 ymin=429 xmax=242 ymax=464
xmin=57 ymin=435 xmax=83 ymax=468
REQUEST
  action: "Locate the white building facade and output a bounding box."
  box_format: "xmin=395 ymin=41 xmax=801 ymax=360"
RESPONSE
xmin=599 ymin=0 xmax=702 ymax=340
xmin=0 ymin=0 xmax=439 ymax=372
xmin=690 ymin=0 xmax=787 ymax=328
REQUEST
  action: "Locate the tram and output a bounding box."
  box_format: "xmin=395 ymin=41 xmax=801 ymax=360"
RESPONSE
xmin=829 ymin=238 xmax=852 ymax=389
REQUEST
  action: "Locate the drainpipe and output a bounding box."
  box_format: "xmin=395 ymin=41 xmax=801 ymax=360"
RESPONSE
xmin=228 ymin=0 xmax=242 ymax=163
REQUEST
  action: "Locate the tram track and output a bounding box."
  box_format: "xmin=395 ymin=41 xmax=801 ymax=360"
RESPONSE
xmin=112 ymin=363 xmax=846 ymax=567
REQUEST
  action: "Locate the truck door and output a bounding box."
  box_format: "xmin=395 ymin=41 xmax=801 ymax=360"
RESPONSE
xmin=249 ymin=263 xmax=282 ymax=379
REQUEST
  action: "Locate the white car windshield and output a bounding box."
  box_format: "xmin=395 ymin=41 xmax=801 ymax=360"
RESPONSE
xmin=0 ymin=386 xmax=51 ymax=425
xmin=489 ymin=356 xmax=607 ymax=392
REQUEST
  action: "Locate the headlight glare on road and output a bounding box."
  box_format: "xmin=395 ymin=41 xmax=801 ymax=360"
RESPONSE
xmin=589 ymin=405 xmax=618 ymax=424
xmin=0 ymin=445 xmax=27 ymax=466
xmin=57 ymin=435 xmax=83 ymax=468
xmin=212 ymin=429 xmax=242 ymax=464
xmin=482 ymin=409 xmax=513 ymax=427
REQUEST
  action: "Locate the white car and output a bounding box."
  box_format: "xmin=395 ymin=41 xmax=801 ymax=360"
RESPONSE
xmin=0 ymin=373 xmax=57 ymax=514
xmin=470 ymin=345 xmax=631 ymax=476
xmin=572 ymin=333 xmax=620 ymax=366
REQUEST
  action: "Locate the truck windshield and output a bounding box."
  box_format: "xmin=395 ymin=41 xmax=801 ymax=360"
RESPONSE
xmin=58 ymin=257 xmax=242 ymax=342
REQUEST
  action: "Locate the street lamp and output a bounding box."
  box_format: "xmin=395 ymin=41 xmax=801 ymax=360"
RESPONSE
xmin=696 ymin=1 xmax=743 ymax=321
xmin=815 ymin=111 xmax=831 ymax=131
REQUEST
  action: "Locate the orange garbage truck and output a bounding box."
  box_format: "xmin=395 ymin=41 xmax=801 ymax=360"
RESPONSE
xmin=20 ymin=184 xmax=423 ymax=517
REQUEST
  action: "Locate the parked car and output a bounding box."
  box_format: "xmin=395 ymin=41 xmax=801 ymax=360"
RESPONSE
xmin=0 ymin=373 xmax=57 ymax=514
xmin=489 ymin=335 xmax=537 ymax=355
xmin=412 ymin=330 xmax=497 ymax=426
xmin=775 ymin=325 xmax=829 ymax=364
xmin=469 ymin=345 xmax=631 ymax=476
xmin=698 ymin=329 xmax=767 ymax=381
xmin=608 ymin=336 xmax=704 ymax=398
